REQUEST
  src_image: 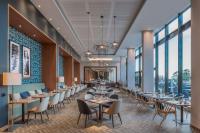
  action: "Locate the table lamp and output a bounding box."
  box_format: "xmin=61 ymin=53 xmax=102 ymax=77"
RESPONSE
xmin=0 ymin=72 xmax=22 ymax=130
xmin=74 ymin=77 xmax=78 ymax=85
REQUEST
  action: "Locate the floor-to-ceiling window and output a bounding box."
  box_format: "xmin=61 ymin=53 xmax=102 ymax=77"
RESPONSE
xmin=154 ymin=7 xmax=191 ymax=96
xmin=135 ymin=47 xmax=142 ymax=88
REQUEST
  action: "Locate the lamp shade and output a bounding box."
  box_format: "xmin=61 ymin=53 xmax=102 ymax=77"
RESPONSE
xmin=58 ymin=76 xmax=64 ymax=83
xmin=74 ymin=77 xmax=78 ymax=82
xmin=0 ymin=72 xmax=22 ymax=85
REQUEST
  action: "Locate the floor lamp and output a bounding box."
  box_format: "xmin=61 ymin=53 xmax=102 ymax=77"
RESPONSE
xmin=0 ymin=72 xmax=22 ymax=130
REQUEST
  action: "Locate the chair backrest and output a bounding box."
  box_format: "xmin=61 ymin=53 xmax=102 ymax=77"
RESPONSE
xmin=29 ymin=91 xmax=36 ymax=96
xmin=13 ymin=93 xmax=21 ymax=100
xmin=84 ymin=94 xmax=93 ymax=100
xmin=109 ymin=94 xmax=119 ymax=99
xmin=66 ymin=89 xmax=71 ymax=98
xmin=107 ymin=100 xmax=121 ymax=114
xmin=77 ymin=99 xmax=91 ymax=114
xmin=36 ymin=89 xmax=43 ymax=94
xmin=39 ymin=97 xmax=50 ymax=112
xmin=59 ymin=91 xmax=65 ymax=102
xmin=51 ymin=93 xmax=60 ymax=105
xmin=71 ymin=88 xmax=75 ymax=95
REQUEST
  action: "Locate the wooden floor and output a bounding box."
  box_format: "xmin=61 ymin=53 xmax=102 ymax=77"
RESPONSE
xmin=11 ymin=89 xmax=195 ymax=133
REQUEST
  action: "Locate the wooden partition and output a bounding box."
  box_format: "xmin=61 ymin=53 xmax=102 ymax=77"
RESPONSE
xmin=9 ymin=6 xmax=57 ymax=91
xmin=74 ymin=60 xmax=80 ymax=84
xmin=42 ymin=44 xmax=56 ymax=91
xmin=60 ymin=48 xmax=73 ymax=86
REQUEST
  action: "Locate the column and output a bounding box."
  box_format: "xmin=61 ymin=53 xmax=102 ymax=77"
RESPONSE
xmin=191 ymin=0 xmax=200 ymax=129
xmin=120 ymin=56 xmax=127 ymax=87
xmin=127 ymin=48 xmax=135 ymax=90
xmin=0 ymin=0 xmax=9 ymax=127
xmin=142 ymin=31 xmax=154 ymax=92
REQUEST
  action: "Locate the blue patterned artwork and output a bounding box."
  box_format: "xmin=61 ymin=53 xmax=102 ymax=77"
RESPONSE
xmin=59 ymin=55 xmax=64 ymax=76
xmin=9 ymin=27 xmax=42 ymax=84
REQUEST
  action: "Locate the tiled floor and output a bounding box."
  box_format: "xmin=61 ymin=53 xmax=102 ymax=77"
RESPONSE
xmin=11 ymin=89 xmax=194 ymax=133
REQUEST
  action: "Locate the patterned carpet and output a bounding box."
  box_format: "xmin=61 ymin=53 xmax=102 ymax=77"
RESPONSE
xmin=10 ymin=89 xmax=194 ymax=133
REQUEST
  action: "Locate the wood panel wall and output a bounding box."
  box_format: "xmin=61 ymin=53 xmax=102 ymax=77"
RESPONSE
xmin=74 ymin=61 xmax=80 ymax=84
xmin=64 ymin=56 xmax=73 ymax=86
xmin=42 ymin=44 xmax=56 ymax=91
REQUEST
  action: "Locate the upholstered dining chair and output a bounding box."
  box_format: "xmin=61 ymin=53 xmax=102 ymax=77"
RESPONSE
xmin=65 ymin=89 xmax=72 ymax=103
xmin=49 ymin=93 xmax=60 ymax=114
xmin=102 ymin=100 xmax=122 ymax=128
xmin=27 ymin=96 xmax=50 ymax=124
xmin=77 ymin=99 xmax=98 ymax=128
xmin=102 ymin=94 xmax=119 ymax=109
xmin=58 ymin=91 xmax=66 ymax=108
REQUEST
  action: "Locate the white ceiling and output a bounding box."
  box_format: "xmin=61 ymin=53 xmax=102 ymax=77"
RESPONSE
xmin=31 ymin=0 xmax=144 ymax=59
xmin=31 ymin=0 xmax=190 ymax=61
xmin=116 ymin=0 xmax=190 ymax=56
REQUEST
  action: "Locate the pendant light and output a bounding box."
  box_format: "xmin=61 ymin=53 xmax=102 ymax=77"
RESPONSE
xmin=112 ymin=16 xmax=118 ymax=47
xmin=96 ymin=15 xmax=107 ymax=50
xmin=85 ymin=11 xmax=92 ymax=56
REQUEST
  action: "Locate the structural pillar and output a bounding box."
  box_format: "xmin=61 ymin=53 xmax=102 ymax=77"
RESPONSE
xmin=191 ymin=0 xmax=200 ymax=129
xmin=127 ymin=48 xmax=135 ymax=90
xmin=142 ymin=31 xmax=154 ymax=92
xmin=120 ymin=56 xmax=127 ymax=87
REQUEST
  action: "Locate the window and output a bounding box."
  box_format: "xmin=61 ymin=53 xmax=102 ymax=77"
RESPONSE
xmin=183 ymin=8 xmax=191 ymax=24
xmin=168 ymin=36 xmax=178 ymax=94
xmin=158 ymin=29 xmax=165 ymax=41
xmin=135 ymin=47 xmax=142 ymax=88
xmin=182 ymin=28 xmax=191 ymax=97
xmin=158 ymin=44 xmax=165 ymax=93
xmin=168 ymin=18 xmax=178 ymax=34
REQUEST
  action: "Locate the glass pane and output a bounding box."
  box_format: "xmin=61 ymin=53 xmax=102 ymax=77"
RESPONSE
xmin=140 ymin=56 xmax=142 ymax=71
xmin=158 ymin=29 xmax=165 ymax=41
xmin=135 ymin=49 xmax=139 ymax=56
xmin=158 ymin=43 xmax=165 ymax=93
xmin=135 ymin=58 xmax=139 ymax=72
xmin=168 ymin=36 xmax=178 ymax=94
xmin=168 ymin=18 xmax=178 ymax=34
xmin=182 ymin=28 xmax=191 ymax=97
xmin=183 ymin=8 xmax=191 ymax=24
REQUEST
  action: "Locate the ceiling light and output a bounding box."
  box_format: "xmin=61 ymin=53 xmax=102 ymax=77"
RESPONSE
xmin=112 ymin=16 xmax=119 ymax=47
xmin=88 ymin=58 xmax=113 ymax=61
xmin=49 ymin=18 xmax=52 ymax=21
xmin=112 ymin=42 xmax=118 ymax=46
xmin=18 ymin=24 xmax=22 ymax=28
xmin=85 ymin=50 xmax=92 ymax=55
xmin=38 ymin=5 xmax=41 ymax=8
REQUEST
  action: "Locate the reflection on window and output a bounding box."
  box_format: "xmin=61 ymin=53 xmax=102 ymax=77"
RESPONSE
xmin=168 ymin=36 xmax=178 ymax=94
xmin=158 ymin=29 xmax=165 ymax=41
xmin=168 ymin=18 xmax=178 ymax=34
xmin=136 ymin=58 xmax=139 ymax=72
xmin=183 ymin=8 xmax=191 ymax=24
xmin=182 ymin=28 xmax=191 ymax=97
xmin=158 ymin=44 xmax=165 ymax=93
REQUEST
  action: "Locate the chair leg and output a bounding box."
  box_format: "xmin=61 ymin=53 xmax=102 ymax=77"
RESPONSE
xmin=40 ymin=112 xmax=43 ymax=122
xmin=45 ymin=111 xmax=49 ymax=120
xmin=152 ymin=113 xmax=157 ymax=120
xmin=85 ymin=115 xmax=88 ymax=128
xmin=77 ymin=113 xmax=81 ymax=125
xmin=35 ymin=113 xmax=37 ymax=119
xmin=111 ymin=115 xmax=114 ymax=128
xmin=118 ymin=113 xmax=122 ymax=124
xmin=53 ymin=106 xmax=56 ymax=114
xmin=160 ymin=115 xmax=166 ymax=127
xmin=27 ymin=112 xmax=30 ymax=124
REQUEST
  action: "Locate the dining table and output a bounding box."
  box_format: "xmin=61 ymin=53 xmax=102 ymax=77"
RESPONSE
xmin=9 ymin=98 xmax=39 ymax=124
xmin=166 ymin=100 xmax=191 ymax=125
xmin=86 ymin=97 xmax=117 ymax=122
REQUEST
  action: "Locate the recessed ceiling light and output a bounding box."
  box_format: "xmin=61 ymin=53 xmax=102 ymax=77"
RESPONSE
xmin=38 ymin=5 xmax=41 ymax=8
xmin=33 ymin=34 xmax=36 ymax=37
xmin=49 ymin=18 xmax=52 ymax=21
xmin=18 ymin=24 xmax=22 ymax=28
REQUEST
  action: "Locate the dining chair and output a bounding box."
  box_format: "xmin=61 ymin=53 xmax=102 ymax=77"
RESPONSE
xmin=27 ymin=96 xmax=50 ymax=124
xmin=102 ymin=100 xmax=122 ymax=128
xmin=49 ymin=93 xmax=60 ymax=114
xmin=70 ymin=87 xmax=76 ymax=100
xmin=84 ymin=94 xmax=93 ymax=100
xmin=153 ymin=100 xmax=177 ymax=126
xmin=65 ymin=89 xmax=72 ymax=103
xmin=77 ymin=99 xmax=98 ymax=128
xmin=58 ymin=91 xmax=66 ymax=108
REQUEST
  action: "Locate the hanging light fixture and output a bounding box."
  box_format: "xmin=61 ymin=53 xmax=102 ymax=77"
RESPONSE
xmin=112 ymin=16 xmax=118 ymax=47
xmin=96 ymin=16 xmax=108 ymax=50
xmin=85 ymin=11 xmax=92 ymax=56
